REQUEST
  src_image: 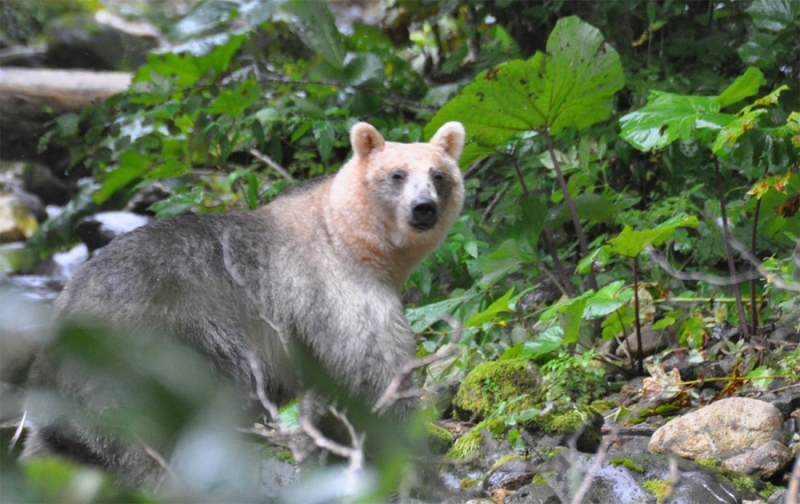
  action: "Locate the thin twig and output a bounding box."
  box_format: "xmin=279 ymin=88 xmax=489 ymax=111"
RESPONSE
xmin=644 ymin=243 xmax=800 ymax=293
xmin=9 ymin=411 xmax=26 ymax=451
xmin=788 ymin=453 xmax=799 ymax=504
xmin=373 ymin=315 xmax=464 ymax=414
xmin=481 ymin=182 xmax=511 ymax=222
xmin=249 ymin=148 xmax=295 ymax=184
xmin=298 ymin=411 xmax=364 ymax=471
xmin=713 ymin=156 xmax=749 ymax=338
xmin=141 ymin=443 xmax=179 ymax=483
xmin=569 ymin=426 xmax=620 ymax=504
xmin=542 ymin=130 xmax=597 ymax=293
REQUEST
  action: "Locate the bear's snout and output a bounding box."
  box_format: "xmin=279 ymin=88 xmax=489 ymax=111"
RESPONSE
xmin=410 ymin=196 xmax=439 ymax=230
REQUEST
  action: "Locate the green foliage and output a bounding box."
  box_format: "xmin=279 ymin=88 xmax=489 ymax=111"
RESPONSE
xmin=426 ymin=16 xmax=625 ymax=166
xmin=16 ymin=0 xmax=800 ymax=497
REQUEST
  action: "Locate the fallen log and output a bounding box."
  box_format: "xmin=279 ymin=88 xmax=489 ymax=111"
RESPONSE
xmin=0 ymin=67 xmax=132 ymax=160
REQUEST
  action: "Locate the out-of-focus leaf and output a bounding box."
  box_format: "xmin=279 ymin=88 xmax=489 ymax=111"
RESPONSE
xmin=608 ymin=214 xmax=698 ymax=258
xmin=406 ymin=292 xmax=475 ymax=333
xmin=281 ymin=0 xmax=346 ymax=70
xmin=747 ymin=0 xmax=800 ymax=32
xmin=206 ymin=78 xmax=261 ymax=117
xmin=477 ymin=239 xmax=534 ymax=289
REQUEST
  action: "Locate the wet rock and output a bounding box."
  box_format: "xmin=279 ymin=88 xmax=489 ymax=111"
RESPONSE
xmin=503 ymin=481 xmax=561 ymax=504
xmin=483 ymin=457 xmax=536 ymax=492
xmin=74 ymin=211 xmax=151 ymax=252
xmin=44 ymin=10 xmax=166 ymax=71
xmin=721 ymin=440 xmax=793 ymax=480
xmin=32 ymin=243 xmax=88 ymax=281
xmin=0 ymin=193 xmax=40 ymax=243
xmin=21 ymin=162 xmax=71 ymax=206
xmin=648 ymin=398 xmax=783 ymax=460
xmin=540 ymin=451 xmax=760 ymax=504
xmin=530 ymin=403 xmax=605 ymax=453
xmin=615 ymin=324 xmax=672 ymax=359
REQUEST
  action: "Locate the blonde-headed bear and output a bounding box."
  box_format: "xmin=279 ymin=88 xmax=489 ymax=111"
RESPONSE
xmin=23 ymin=121 xmax=466 ymax=486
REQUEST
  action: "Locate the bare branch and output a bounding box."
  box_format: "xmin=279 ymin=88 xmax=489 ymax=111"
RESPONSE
xmin=249 ymin=148 xmax=296 ymax=184
xmin=644 ymin=244 xmax=800 ymax=293
xmin=373 ymin=315 xmax=464 ymax=414
xmin=299 ymin=410 xmax=364 ymax=472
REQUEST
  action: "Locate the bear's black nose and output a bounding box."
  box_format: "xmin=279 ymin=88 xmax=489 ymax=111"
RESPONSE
xmin=410 ymin=198 xmax=438 ymax=230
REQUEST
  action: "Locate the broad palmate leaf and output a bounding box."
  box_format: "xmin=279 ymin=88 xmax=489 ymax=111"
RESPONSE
xmin=425 ymin=16 xmax=624 ymax=165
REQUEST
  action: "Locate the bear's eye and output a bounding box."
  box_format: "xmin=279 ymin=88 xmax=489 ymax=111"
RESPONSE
xmin=391 ymin=170 xmax=407 ymax=182
xmin=431 ymin=170 xmax=445 ymax=183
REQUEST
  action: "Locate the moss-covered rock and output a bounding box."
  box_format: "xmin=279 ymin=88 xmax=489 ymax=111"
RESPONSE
xmin=453 ymin=358 xmax=544 ymax=420
xmin=425 ymin=421 xmax=454 ymax=454
xmin=446 ymin=417 xmax=505 ymax=460
xmin=525 ymin=403 xmax=604 ymax=453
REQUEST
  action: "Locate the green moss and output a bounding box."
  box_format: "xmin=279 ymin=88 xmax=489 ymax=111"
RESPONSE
xmin=446 ymin=417 xmax=505 ymax=460
xmin=531 ymin=474 xmax=547 ymax=485
xmin=695 ymin=458 xmax=719 ymax=468
xmin=459 ymin=475 xmax=485 ymax=491
xmin=263 ymin=446 xmax=295 ymax=464
xmin=425 ymin=422 xmax=454 ymax=454
xmin=589 ymin=399 xmax=619 ymax=414
xmin=489 ymin=453 xmax=526 ymax=472
xmin=610 ymin=457 xmax=645 ymax=473
xmin=454 ymin=358 xmax=544 ymax=419
xmin=643 ymin=479 xmax=671 ymax=503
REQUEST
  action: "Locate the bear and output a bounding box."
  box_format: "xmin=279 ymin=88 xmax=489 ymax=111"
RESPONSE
xmin=22 ymin=121 xmax=466 ymax=488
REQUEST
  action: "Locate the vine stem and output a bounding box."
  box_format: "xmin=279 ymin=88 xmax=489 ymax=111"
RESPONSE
xmin=714 ymin=156 xmax=750 ymax=338
xmin=542 ymin=130 xmax=598 ymax=293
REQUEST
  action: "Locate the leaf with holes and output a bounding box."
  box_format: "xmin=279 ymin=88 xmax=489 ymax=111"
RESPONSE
xmin=425 ymin=16 xmax=623 ymax=164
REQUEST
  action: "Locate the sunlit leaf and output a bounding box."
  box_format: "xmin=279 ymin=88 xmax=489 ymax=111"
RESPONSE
xmin=425 ymin=16 xmax=623 ymax=160
xmin=715 ymin=67 xmax=765 ymax=108
xmin=619 ymin=92 xmax=730 ymax=151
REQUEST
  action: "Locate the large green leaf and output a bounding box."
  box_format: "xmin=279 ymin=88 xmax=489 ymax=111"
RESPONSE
xmin=607 ymin=214 xmax=699 ymax=258
xmin=425 ymin=16 xmax=623 ymax=155
xmin=747 ymin=0 xmax=800 ymax=32
xmin=281 ymin=0 xmax=346 ymax=70
xmin=715 ymin=67 xmax=765 ymax=108
xmin=619 ymin=92 xmax=731 ymax=151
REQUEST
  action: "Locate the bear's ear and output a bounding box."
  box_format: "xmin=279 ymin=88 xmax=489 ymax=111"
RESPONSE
xmin=430 ymin=121 xmax=465 ymax=161
xmin=350 ymin=122 xmax=386 ymax=158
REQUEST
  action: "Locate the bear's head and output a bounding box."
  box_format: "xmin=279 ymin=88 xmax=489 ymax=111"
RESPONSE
xmin=330 ymin=121 xmax=465 ymax=288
